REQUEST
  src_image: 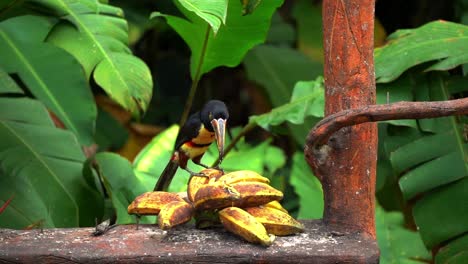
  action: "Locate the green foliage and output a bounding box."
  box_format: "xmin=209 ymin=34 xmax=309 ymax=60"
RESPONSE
xmin=375 ymin=21 xmax=468 ymax=82
xmin=243 ymin=45 xmax=323 ymax=144
xmin=289 ymin=152 xmax=323 ymax=219
xmin=291 ymin=0 xmax=323 ymax=62
xmin=133 ymin=125 xmax=189 ymax=192
xmin=249 ymin=78 xmax=324 ymax=130
xmin=376 ymin=205 xmax=431 ymax=264
xmin=0 ymin=15 xmax=96 ymax=145
xmin=0 ymin=0 xmax=152 ymax=228
xmin=39 ymin=0 xmax=153 ymax=117
xmin=93 ymin=153 xmax=154 ymax=224
xmin=177 ymin=0 xmax=227 ymax=34
xmin=376 ymin=73 xmax=468 ymax=251
xmin=0 ymin=94 xmax=103 ymax=228
xmin=375 ymin=26 xmax=468 ymax=261
xmin=1 ymin=2 xmax=467 ymax=263
xmin=152 ymin=0 xmax=283 ymax=79
xmin=435 ymin=234 xmax=468 ymax=264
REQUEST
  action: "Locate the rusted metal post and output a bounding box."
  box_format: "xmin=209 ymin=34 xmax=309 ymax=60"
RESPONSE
xmin=305 ymin=0 xmax=378 ymax=238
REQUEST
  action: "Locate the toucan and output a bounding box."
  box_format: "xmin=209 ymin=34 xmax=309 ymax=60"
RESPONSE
xmin=154 ymin=100 xmax=229 ymax=191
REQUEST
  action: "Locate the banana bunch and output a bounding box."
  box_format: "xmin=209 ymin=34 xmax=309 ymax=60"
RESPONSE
xmin=127 ymin=169 xmax=304 ymax=246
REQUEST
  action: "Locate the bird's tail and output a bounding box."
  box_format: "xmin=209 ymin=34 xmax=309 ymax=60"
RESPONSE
xmin=154 ymin=159 xmax=179 ymax=191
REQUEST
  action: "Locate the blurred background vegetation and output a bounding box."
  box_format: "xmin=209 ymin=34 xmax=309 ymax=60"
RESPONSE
xmin=0 ymin=0 xmax=467 ymax=263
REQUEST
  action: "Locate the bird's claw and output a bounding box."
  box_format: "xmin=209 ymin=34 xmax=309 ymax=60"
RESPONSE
xmin=190 ymin=171 xmax=208 ymax=178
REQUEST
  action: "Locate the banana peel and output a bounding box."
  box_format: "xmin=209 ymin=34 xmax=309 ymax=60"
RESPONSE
xmin=231 ymin=181 xmax=283 ymax=208
xmin=217 ymin=170 xmax=270 ymax=185
xmin=127 ymin=168 xmax=303 ymax=247
xmin=127 ymin=191 xmax=183 ymax=215
xmin=263 ymin=201 xmax=289 ymax=213
xmin=219 ymin=207 xmax=274 ymax=246
xmin=193 ymin=182 xmax=241 ymax=210
xmin=245 ymin=206 xmax=304 ymax=236
xmin=158 ymin=201 xmax=194 ymax=230
xmin=188 ymin=169 xmax=224 ymax=202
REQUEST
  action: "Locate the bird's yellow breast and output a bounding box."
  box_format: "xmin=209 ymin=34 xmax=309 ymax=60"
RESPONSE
xmin=192 ymin=125 xmax=215 ymax=145
xmin=179 ymin=125 xmax=214 ymax=159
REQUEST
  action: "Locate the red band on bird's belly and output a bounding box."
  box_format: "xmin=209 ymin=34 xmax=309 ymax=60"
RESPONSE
xmin=185 ymin=141 xmax=212 ymax=148
xmin=170 ymin=152 xmax=179 ymax=161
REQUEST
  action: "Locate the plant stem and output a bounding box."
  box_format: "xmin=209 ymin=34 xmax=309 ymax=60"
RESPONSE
xmin=178 ymin=24 xmax=211 ymax=128
xmin=212 ymin=122 xmax=257 ymax=166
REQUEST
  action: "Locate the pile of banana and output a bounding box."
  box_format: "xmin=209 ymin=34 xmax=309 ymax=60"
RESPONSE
xmin=127 ymin=169 xmax=304 ymax=246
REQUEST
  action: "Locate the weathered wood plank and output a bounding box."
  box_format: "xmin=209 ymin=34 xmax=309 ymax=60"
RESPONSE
xmin=0 ymin=220 xmax=378 ymax=263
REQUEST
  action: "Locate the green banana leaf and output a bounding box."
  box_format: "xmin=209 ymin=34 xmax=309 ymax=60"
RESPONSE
xmin=289 ymin=152 xmax=323 ymax=219
xmin=35 ymin=0 xmax=153 ymax=117
xmin=435 ymin=234 xmax=468 ymax=263
xmin=376 ymin=205 xmax=431 ymax=264
xmin=291 ymin=0 xmax=323 ymax=63
xmin=0 ymin=15 xmax=96 ymax=145
xmin=177 ymin=0 xmax=227 ymax=34
xmin=243 ymin=45 xmax=323 ymax=144
xmin=151 ymin=0 xmax=283 ymax=79
xmin=375 ymin=21 xmax=468 ymax=83
xmin=249 ymin=77 xmax=324 ymax=130
xmin=0 ymin=97 xmax=103 ymax=228
xmin=380 ymin=73 xmax=468 ymax=250
xmin=92 ymin=153 xmax=154 ymax=224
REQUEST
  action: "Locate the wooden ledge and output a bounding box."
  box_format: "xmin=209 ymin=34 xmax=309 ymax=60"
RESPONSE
xmin=0 ymin=220 xmax=379 ymax=263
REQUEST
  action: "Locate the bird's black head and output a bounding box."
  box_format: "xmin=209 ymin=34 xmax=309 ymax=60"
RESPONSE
xmin=200 ymin=100 xmax=229 ymax=130
xmin=200 ymin=100 xmax=229 ymax=161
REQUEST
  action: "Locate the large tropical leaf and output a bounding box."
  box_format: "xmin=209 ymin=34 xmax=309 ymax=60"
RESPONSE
xmin=381 ymin=73 xmax=468 ymax=250
xmin=376 ymin=205 xmax=431 ymax=264
xmin=32 ymin=0 xmax=153 ymax=116
xmin=291 ymin=0 xmax=323 ymax=63
xmin=0 ymin=96 xmax=103 ymax=228
xmin=92 ymin=152 xmax=154 ymax=224
xmin=435 ymin=234 xmax=468 ymax=264
xmin=0 ymin=67 xmax=22 ymax=94
xmin=375 ymin=21 xmax=468 ymax=83
xmin=151 ymin=0 xmax=283 ymax=79
xmin=133 ymin=125 xmax=189 ymax=193
xmin=266 ymin=12 xmax=295 ymax=45
xmin=177 ymin=0 xmax=227 ymax=34
xmin=249 ymin=77 xmax=324 ymax=129
xmin=243 ymin=44 xmax=323 ymax=144
xmin=289 ymin=152 xmax=323 ymax=219
xmin=0 ymin=15 xmax=96 ymax=145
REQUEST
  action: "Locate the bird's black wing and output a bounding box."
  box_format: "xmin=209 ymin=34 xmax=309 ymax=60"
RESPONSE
xmin=174 ymin=111 xmax=201 ymax=150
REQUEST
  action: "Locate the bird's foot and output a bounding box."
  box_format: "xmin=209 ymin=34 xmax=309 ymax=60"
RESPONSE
xmin=190 ymin=171 xmax=207 ymax=177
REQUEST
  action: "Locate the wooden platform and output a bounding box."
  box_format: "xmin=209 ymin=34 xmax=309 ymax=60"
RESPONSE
xmin=0 ymin=220 xmax=378 ymax=263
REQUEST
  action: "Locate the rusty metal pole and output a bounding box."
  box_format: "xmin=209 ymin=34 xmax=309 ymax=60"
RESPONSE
xmin=305 ymin=0 xmax=378 ymax=238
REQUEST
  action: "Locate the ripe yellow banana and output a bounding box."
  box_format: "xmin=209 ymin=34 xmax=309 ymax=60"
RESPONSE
xmin=127 ymin=191 xmax=183 ymax=215
xmin=158 ymin=200 xmax=194 ymax=230
xmin=194 ymin=182 xmax=241 ymax=210
xmin=245 ymin=206 xmax=304 ymax=236
xmin=219 ymin=207 xmax=274 ymax=246
xmin=128 ymin=169 xmax=302 ymax=245
xmin=263 ymin=201 xmax=289 ymax=213
xmin=216 ymin=170 xmax=270 ymax=185
xmin=231 ymin=181 xmax=283 ymax=208
xmin=188 ymin=169 xmax=224 ymax=202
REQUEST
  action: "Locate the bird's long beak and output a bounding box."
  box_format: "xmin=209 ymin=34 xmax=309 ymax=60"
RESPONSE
xmin=211 ymin=118 xmax=226 ymax=161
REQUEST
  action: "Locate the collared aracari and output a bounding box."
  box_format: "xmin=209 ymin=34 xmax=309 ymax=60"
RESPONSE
xmin=154 ymin=100 xmax=229 ymax=191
